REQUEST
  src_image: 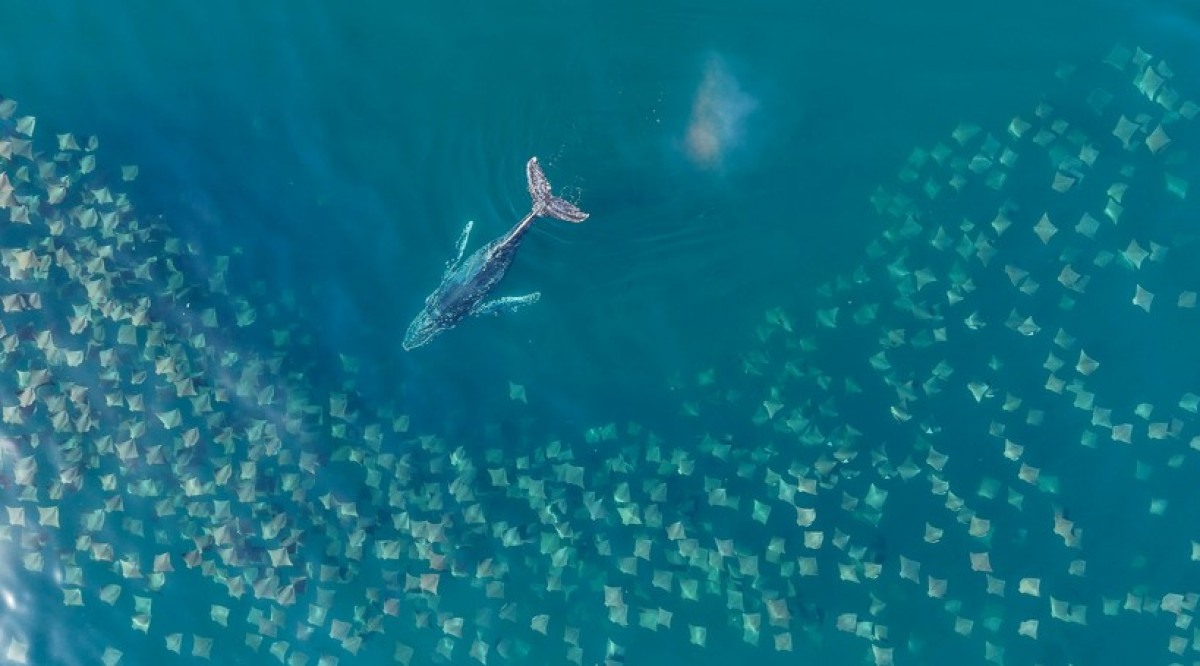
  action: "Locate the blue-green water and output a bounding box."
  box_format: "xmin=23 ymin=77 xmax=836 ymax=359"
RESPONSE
xmin=0 ymin=2 xmax=1198 ymax=665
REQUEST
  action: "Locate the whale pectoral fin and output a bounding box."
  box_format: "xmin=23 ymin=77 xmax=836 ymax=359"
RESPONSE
xmin=472 ymin=292 xmax=541 ymax=317
xmin=445 ymin=220 xmax=474 ymax=272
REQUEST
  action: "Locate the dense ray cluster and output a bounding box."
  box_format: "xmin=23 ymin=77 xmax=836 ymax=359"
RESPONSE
xmin=722 ymin=44 xmax=1200 ymax=663
xmin=0 ymin=43 xmax=1196 ymax=666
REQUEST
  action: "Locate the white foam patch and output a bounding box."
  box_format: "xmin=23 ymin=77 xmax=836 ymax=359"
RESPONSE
xmin=685 ymin=54 xmax=758 ymax=169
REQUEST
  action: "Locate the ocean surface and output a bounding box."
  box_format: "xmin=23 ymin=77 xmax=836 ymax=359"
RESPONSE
xmin=0 ymin=2 xmax=1199 ymax=665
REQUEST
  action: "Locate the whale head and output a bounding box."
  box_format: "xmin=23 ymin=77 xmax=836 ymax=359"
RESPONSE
xmin=403 ymin=308 xmax=441 ymax=351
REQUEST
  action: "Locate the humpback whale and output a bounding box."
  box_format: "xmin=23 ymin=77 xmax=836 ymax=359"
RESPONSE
xmin=403 ymin=157 xmax=588 ymax=350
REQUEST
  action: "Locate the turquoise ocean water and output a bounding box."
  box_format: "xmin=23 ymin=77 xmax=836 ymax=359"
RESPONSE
xmin=1 ymin=2 xmax=1199 ymax=665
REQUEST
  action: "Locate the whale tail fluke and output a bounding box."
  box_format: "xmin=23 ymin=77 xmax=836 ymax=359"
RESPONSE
xmin=526 ymin=157 xmax=589 ymax=223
